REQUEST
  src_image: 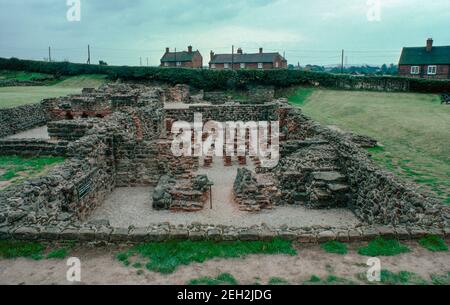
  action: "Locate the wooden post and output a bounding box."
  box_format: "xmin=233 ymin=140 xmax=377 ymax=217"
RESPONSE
xmin=209 ymin=185 xmax=213 ymax=209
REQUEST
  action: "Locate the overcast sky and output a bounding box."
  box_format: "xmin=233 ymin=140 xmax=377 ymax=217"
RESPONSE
xmin=0 ymin=0 xmax=449 ymax=67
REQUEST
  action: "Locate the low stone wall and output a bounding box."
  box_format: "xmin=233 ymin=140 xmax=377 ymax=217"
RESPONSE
xmin=0 ymin=103 xmax=49 ymax=138
xmin=0 ymin=139 xmax=68 ymax=157
xmin=334 ymin=77 xmax=410 ymax=92
xmin=165 ymin=102 xmax=279 ymax=122
xmin=0 ymin=131 xmax=115 ymax=228
xmin=1 ymin=222 xmax=448 ymax=244
xmin=47 ymin=119 xmax=98 ymax=141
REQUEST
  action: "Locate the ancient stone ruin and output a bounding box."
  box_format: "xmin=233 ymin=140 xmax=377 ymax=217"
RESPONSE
xmin=0 ymin=82 xmax=449 ymax=243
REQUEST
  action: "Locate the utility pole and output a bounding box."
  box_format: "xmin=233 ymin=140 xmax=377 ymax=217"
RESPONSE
xmin=231 ymin=45 xmax=234 ymax=70
xmin=341 ymin=49 xmax=344 ymax=74
xmin=87 ymin=45 xmax=91 ymax=64
xmin=48 ymin=46 xmax=52 ymax=62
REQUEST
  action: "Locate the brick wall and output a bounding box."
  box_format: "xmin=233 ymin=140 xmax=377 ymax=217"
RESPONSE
xmin=398 ymin=64 xmax=450 ymax=80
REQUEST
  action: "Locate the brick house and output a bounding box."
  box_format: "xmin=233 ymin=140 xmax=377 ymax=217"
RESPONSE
xmin=398 ymin=39 xmax=450 ymax=79
xmin=160 ymin=46 xmax=203 ymax=68
xmin=209 ymin=48 xmax=287 ymax=70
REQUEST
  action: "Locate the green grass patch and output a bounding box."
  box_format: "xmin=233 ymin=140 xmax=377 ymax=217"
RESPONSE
xmin=380 ymin=270 xmax=427 ymax=285
xmin=187 ymin=273 xmax=239 ymax=285
xmin=289 ymin=89 xmax=450 ymax=206
xmin=268 ymin=277 xmax=290 ymax=285
xmin=431 ymin=272 xmax=450 ymax=285
xmin=304 ymin=275 xmax=354 ymax=285
xmin=321 ymin=241 xmax=348 ymax=255
xmin=287 ymin=87 xmax=315 ymax=106
xmin=46 ymin=248 xmax=68 ymax=260
xmin=0 ymin=70 xmax=53 ymax=81
xmin=0 ymin=156 xmax=65 ymax=187
xmin=358 ymin=237 xmax=411 ymax=257
xmin=418 ymin=235 xmax=448 ymax=252
xmin=117 ymin=239 xmax=296 ymax=274
xmin=0 ymin=241 xmax=44 ymax=259
xmin=0 ymin=74 xmax=107 ymax=108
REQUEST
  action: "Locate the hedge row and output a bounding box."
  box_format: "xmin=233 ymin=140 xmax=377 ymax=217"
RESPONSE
xmin=1 ymin=57 xmax=449 ymax=93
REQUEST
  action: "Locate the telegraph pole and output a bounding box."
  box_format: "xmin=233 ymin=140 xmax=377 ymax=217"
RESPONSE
xmin=87 ymin=45 xmax=91 ymax=64
xmin=341 ymin=49 xmax=344 ymax=74
xmin=48 ymin=46 xmax=52 ymax=62
xmin=231 ymin=45 xmax=234 ymax=70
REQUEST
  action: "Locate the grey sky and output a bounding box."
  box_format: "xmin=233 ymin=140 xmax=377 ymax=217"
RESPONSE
xmin=0 ymin=0 xmax=449 ymax=67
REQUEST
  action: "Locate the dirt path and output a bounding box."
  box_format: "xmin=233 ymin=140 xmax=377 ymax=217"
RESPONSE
xmin=0 ymin=242 xmax=448 ymax=285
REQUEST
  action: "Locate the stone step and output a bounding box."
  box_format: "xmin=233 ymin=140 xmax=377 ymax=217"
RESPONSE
xmin=312 ymin=171 xmax=346 ymax=182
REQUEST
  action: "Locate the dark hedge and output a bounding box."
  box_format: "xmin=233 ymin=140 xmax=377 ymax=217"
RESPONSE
xmin=1 ymin=57 xmax=449 ymax=93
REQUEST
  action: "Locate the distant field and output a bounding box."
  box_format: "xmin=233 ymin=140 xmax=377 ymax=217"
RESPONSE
xmin=288 ymin=88 xmax=450 ymax=205
xmin=0 ymin=70 xmax=52 ymax=81
xmin=0 ymin=73 xmax=108 ymax=108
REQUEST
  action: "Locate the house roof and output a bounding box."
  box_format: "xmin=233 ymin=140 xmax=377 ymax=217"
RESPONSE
xmin=161 ymin=51 xmax=200 ymax=63
xmin=399 ymin=46 xmax=450 ymax=65
xmin=210 ymin=52 xmax=285 ymax=64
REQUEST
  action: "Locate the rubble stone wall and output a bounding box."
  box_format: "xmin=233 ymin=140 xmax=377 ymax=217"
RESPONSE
xmin=0 ymin=139 xmax=69 ymax=157
xmin=0 ymin=103 xmax=49 ymax=138
xmin=0 ymin=132 xmax=115 ymax=229
xmin=165 ymin=103 xmax=279 ymax=122
xmin=282 ymin=106 xmax=449 ymax=227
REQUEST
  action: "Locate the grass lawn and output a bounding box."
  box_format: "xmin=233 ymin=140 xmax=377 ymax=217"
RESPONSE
xmin=0 ymin=70 xmax=53 ymax=81
xmin=0 ymin=156 xmax=65 ymax=190
xmin=0 ymin=73 xmax=108 ymax=108
xmin=288 ymin=88 xmax=450 ymax=205
xmin=117 ymin=239 xmax=297 ymax=274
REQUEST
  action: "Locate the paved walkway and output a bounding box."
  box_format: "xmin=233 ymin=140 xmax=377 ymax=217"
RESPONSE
xmin=6 ymin=126 xmax=49 ymax=140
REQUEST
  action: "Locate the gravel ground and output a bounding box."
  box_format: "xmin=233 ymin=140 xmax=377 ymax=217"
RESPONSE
xmin=6 ymin=126 xmax=49 ymax=140
xmin=0 ymin=242 xmax=448 ymax=285
xmin=88 ymin=157 xmax=360 ymax=228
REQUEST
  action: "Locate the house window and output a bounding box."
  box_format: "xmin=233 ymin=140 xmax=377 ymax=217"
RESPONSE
xmin=427 ymin=65 xmax=437 ymax=75
xmin=240 ymin=63 xmax=246 ymax=69
xmin=176 ymin=62 xmax=181 ymax=67
xmin=211 ymin=64 xmax=216 ymax=69
xmin=224 ymin=63 xmax=229 ymax=69
xmin=258 ymin=63 xmax=263 ymax=69
xmin=164 ymin=62 xmax=169 ymax=67
xmin=275 ymin=62 xmax=279 ymax=68
xmin=410 ymin=66 xmax=420 ymax=75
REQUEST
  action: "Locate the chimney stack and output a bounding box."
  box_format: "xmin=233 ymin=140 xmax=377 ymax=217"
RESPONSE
xmin=259 ymin=47 xmax=263 ymax=54
xmin=426 ymin=38 xmax=433 ymax=52
xmin=188 ymin=45 xmax=193 ymax=53
xmin=237 ymin=48 xmax=243 ymax=54
xmin=165 ymin=47 xmax=170 ymax=53
xmin=210 ymin=51 xmax=215 ymax=61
